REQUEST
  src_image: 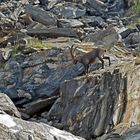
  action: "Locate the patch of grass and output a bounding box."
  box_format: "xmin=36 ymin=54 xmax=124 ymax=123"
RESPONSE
xmin=0 ymin=61 xmax=5 ymax=69
xmin=125 ymin=0 xmax=140 ymax=27
xmin=10 ymin=38 xmax=55 ymax=58
xmin=126 ymin=16 xmax=140 ymax=29
xmin=110 ymin=45 xmax=131 ymax=57
xmin=126 ymin=23 xmax=137 ymax=29
xmin=11 ymin=46 xmax=19 ymax=58
xmin=28 ymin=38 xmax=54 ymax=49
xmin=133 ymin=0 xmax=140 ymax=15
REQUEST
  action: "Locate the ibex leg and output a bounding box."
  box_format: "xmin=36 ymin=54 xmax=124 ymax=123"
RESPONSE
xmin=103 ymin=56 xmax=111 ymax=66
xmin=98 ymin=57 xmax=104 ymax=69
xmin=84 ymin=64 xmax=89 ymax=75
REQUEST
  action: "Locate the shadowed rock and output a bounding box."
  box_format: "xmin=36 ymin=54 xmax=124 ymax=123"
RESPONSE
xmin=25 ymin=4 xmax=57 ymax=26
xmin=27 ymin=28 xmax=79 ymax=38
xmin=48 ymin=61 xmax=140 ymax=139
xmin=51 ymin=2 xmax=86 ymax=19
xmin=0 ymin=93 xmax=21 ymax=118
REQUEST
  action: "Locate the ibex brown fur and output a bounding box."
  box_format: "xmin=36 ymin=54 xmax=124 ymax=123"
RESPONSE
xmin=70 ymin=44 xmax=111 ymax=74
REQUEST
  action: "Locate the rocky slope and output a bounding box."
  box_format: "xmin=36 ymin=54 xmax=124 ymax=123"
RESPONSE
xmin=1 ymin=0 xmax=140 ymax=140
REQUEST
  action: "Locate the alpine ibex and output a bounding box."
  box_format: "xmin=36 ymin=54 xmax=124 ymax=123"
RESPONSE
xmin=70 ymin=44 xmax=111 ymax=74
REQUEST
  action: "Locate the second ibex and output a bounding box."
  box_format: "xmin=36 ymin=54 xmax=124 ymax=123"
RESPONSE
xmin=70 ymin=44 xmax=111 ymax=75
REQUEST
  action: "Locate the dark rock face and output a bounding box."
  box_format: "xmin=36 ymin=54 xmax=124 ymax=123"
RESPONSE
xmin=86 ymin=0 xmax=108 ymax=15
xmin=120 ymin=28 xmax=137 ymax=39
xmin=47 ymin=60 xmax=140 ymax=139
xmin=25 ymin=4 xmax=57 ymax=26
xmin=124 ymin=33 xmax=140 ymax=49
xmin=81 ymin=16 xmax=105 ymax=27
xmin=48 ymin=65 xmax=127 ymax=139
xmin=108 ymin=0 xmax=126 ymax=13
xmin=27 ymin=28 xmax=79 ymax=38
xmin=0 ymin=47 xmax=85 ymax=103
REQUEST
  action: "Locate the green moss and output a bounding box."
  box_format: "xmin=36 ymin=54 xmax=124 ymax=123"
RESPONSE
xmin=28 ymin=38 xmax=54 ymax=49
xmin=133 ymin=0 xmax=140 ymax=15
xmin=0 ymin=61 xmax=5 ymax=69
xmin=126 ymin=23 xmax=137 ymax=29
xmin=125 ymin=0 xmax=140 ymax=26
xmin=10 ymin=38 xmax=55 ymax=58
xmin=11 ymin=46 xmax=19 ymax=58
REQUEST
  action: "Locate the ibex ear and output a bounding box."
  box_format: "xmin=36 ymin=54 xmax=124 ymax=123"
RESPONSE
xmin=102 ymin=48 xmax=107 ymax=52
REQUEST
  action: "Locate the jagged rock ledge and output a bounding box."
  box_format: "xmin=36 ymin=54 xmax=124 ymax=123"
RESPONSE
xmin=48 ymin=59 xmax=140 ymax=139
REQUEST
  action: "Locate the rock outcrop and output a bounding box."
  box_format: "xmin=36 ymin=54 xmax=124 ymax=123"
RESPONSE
xmin=0 ymin=112 xmax=85 ymax=140
xmin=0 ymin=93 xmax=21 ymax=118
xmin=0 ymin=93 xmax=85 ymax=140
xmin=48 ymin=60 xmax=140 ymax=139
